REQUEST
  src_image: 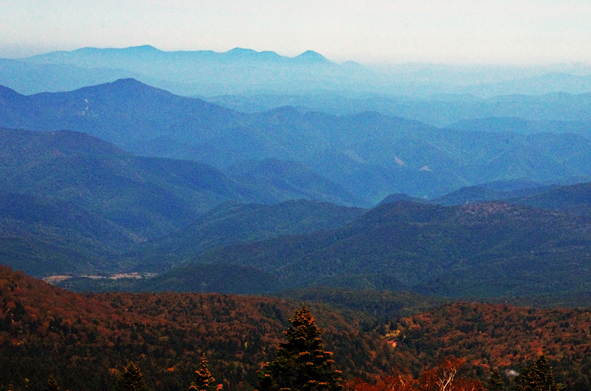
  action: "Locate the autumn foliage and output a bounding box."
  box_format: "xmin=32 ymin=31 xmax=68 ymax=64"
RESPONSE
xmin=0 ymin=265 xmax=587 ymax=391
xmin=0 ymin=265 xmax=391 ymax=391
xmin=344 ymin=358 xmax=483 ymax=391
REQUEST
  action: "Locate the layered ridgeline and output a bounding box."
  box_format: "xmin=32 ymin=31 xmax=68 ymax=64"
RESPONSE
xmin=2 ymin=123 xmax=591 ymax=303
xmin=5 ymin=45 xmax=591 ymax=99
xmin=2 ymin=265 xmax=591 ymax=391
xmin=139 ymin=200 xmax=591 ymax=299
xmin=0 ymin=127 xmax=359 ymax=276
xmin=123 ymin=200 xmax=366 ymax=272
xmin=204 ymin=91 xmax=591 ymax=128
xmin=5 ymin=45 xmax=371 ymax=96
xmin=2 ymin=121 xmax=591 ymax=298
xmin=2 ymin=80 xmax=591 ymax=202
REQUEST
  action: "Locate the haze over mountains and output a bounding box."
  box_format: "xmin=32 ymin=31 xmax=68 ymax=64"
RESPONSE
xmin=2 ymin=78 xmax=591 ymax=204
xmin=2 ymin=45 xmax=591 ymax=309
xmin=3 ymin=45 xmax=591 ymax=99
xmin=5 ymin=121 xmax=591 ymax=302
xmin=0 ymin=126 xmax=368 ymax=275
xmin=3 ymin=45 xmax=369 ymax=96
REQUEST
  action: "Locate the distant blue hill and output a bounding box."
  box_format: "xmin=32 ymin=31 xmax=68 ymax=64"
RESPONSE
xmin=0 ymin=57 xmax=138 ymax=94
xmin=4 ymin=45 xmax=591 ymax=98
xmin=18 ymin=45 xmax=369 ymax=96
xmin=2 ymin=78 xmax=591 ymax=203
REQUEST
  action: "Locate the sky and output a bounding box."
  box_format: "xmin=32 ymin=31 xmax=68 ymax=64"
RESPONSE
xmin=1 ymin=0 xmax=591 ymax=65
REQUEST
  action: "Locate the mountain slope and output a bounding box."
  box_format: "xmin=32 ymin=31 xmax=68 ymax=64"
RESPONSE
xmin=0 ymin=128 xmax=253 ymax=238
xmin=125 ymin=199 xmax=365 ymax=271
xmin=3 ymin=80 xmax=591 ymax=202
xmin=0 ymin=265 xmax=392 ymax=391
xmin=514 ymin=182 xmax=591 ymax=217
xmin=0 ymin=79 xmax=239 ymax=151
xmin=0 ymin=127 xmax=373 ymax=275
xmin=0 ymin=191 xmax=142 ymax=275
xmin=225 ymin=158 xmax=361 ymax=205
xmin=144 ymin=201 xmax=591 ymax=297
xmin=4 ymin=265 xmax=591 ymax=390
xmin=387 ymin=301 xmax=591 ymax=389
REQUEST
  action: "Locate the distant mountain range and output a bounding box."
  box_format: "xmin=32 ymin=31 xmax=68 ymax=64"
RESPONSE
xmin=0 ymin=127 xmax=360 ymax=275
xmin=2 ymin=55 xmax=591 ymax=305
xmin=11 ymin=45 xmax=370 ymax=96
xmin=2 ymin=79 xmax=591 ymax=203
xmin=203 ymin=91 xmax=591 ymax=127
xmin=25 ymin=45 xmax=335 ymax=68
xmin=3 ymin=123 xmax=591 ymax=305
xmin=2 ymin=45 xmax=591 ymax=98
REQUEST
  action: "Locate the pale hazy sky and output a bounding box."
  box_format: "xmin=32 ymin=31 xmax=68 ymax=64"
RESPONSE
xmin=1 ymin=0 xmax=590 ymax=65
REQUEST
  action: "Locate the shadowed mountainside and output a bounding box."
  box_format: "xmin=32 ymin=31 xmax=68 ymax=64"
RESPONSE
xmin=0 ymin=127 xmax=361 ymax=275
xmin=141 ymin=200 xmax=591 ymax=298
xmin=2 ymin=80 xmax=591 ymax=202
xmin=123 ymin=199 xmax=366 ymax=271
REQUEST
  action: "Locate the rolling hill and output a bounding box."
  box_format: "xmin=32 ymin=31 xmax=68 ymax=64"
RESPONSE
xmin=123 ymin=199 xmax=366 ymax=272
xmin=0 ymin=127 xmax=366 ymax=275
xmin=3 ymin=79 xmax=591 ymax=202
xmin=141 ymin=200 xmax=591 ymax=298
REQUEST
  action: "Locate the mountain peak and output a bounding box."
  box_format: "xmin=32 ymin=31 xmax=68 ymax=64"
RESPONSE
xmin=71 ymin=78 xmax=177 ymax=99
xmin=227 ymin=47 xmax=257 ymax=56
xmin=111 ymin=78 xmax=146 ymax=85
xmin=126 ymin=44 xmax=161 ymax=52
xmin=119 ymin=45 xmax=162 ymax=54
xmin=293 ymin=50 xmax=330 ymax=64
xmin=224 ymin=48 xmax=283 ymax=62
xmin=101 ymin=78 xmax=160 ymax=91
xmin=72 ymin=45 xmax=161 ymax=54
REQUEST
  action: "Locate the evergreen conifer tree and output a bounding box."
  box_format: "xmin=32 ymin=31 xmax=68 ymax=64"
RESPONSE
xmin=257 ymin=304 xmax=343 ymax=391
xmin=45 ymin=375 xmax=60 ymax=391
xmin=514 ymin=355 xmax=562 ymax=391
xmin=114 ymin=362 xmax=151 ymax=391
xmin=190 ymin=355 xmax=217 ymax=391
xmin=488 ymin=368 xmax=503 ymax=391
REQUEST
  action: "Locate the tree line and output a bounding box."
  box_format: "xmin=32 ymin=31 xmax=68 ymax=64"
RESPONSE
xmin=4 ymin=305 xmax=562 ymax=391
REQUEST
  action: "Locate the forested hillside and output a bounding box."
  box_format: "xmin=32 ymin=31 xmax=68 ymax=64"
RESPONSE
xmin=387 ymin=302 xmax=591 ymax=390
xmin=0 ymin=265 xmax=393 ymax=391
xmin=2 ymin=265 xmax=591 ymax=391
xmin=3 ymin=81 xmax=591 ymax=202
xmin=142 ymin=200 xmax=591 ymax=298
xmin=3 ymin=49 xmax=591 ymax=391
